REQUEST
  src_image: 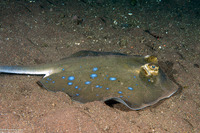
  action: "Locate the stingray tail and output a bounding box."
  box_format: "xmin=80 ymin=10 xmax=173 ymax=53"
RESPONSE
xmin=0 ymin=66 xmax=51 ymax=76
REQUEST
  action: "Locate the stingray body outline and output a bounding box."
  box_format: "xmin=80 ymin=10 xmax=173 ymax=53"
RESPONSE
xmin=0 ymin=51 xmax=178 ymax=110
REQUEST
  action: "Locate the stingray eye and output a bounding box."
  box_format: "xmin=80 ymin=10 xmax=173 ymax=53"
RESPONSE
xmin=149 ymin=64 xmax=156 ymax=70
xmin=148 ymin=63 xmax=159 ymax=71
xmin=140 ymin=63 xmax=159 ymax=77
xmin=146 ymin=63 xmax=159 ymax=76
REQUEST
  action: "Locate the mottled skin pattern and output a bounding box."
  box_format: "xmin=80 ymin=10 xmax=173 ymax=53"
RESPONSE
xmin=0 ymin=51 xmax=178 ymax=110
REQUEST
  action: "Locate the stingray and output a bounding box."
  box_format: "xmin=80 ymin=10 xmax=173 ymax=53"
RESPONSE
xmin=0 ymin=51 xmax=178 ymax=110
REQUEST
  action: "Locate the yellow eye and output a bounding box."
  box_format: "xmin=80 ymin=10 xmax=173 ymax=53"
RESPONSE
xmin=151 ymin=65 xmax=155 ymax=69
xmin=148 ymin=64 xmax=158 ymax=70
xmin=140 ymin=63 xmax=159 ymax=77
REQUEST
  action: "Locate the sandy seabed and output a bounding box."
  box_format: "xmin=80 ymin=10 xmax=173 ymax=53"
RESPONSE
xmin=0 ymin=0 xmax=199 ymax=132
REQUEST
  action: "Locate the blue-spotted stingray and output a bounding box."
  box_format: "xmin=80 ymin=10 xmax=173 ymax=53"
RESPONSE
xmin=0 ymin=51 xmax=178 ymax=110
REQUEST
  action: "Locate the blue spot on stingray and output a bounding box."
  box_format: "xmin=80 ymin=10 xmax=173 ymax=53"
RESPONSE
xmin=109 ymin=77 xmax=117 ymax=81
xmin=85 ymin=81 xmax=91 ymax=85
xmin=62 ymin=76 xmax=66 ymax=79
xmin=128 ymin=87 xmax=133 ymax=90
xmin=68 ymin=82 xmax=73 ymax=85
xmin=62 ymin=88 xmax=65 ymax=91
xmin=76 ymin=93 xmax=80 ymax=96
xmin=148 ymin=79 xmax=151 ymax=82
xmin=68 ymin=76 xmax=75 ymax=81
xmin=106 ymin=88 xmax=109 ymax=90
xmin=118 ymin=91 xmax=122 ymax=94
xmin=80 ymin=66 xmax=82 ymax=68
xmin=106 ymin=75 xmax=108 ymax=77
xmin=46 ymin=81 xmax=48 ymax=83
xmin=62 ymin=68 xmax=65 ymax=71
xmin=93 ymin=67 xmax=98 ymax=72
xmin=96 ymin=94 xmax=99 ymax=96
xmin=120 ymin=96 xmax=123 ymax=98
xmin=75 ymin=86 xmax=78 ymax=89
xmin=100 ymin=86 xmax=102 ymax=88
xmin=90 ymin=74 xmax=97 ymax=79
xmin=128 ymin=96 xmax=130 ymax=98
xmin=78 ymin=88 xmax=81 ymax=90
xmin=96 ymin=85 xmax=100 ymax=88
xmin=52 ymin=81 xmax=55 ymax=83
xmin=133 ymin=76 xmax=136 ymax=78
xmin=47 ymin=78 xmax=52 ymax=81
xmin=136 ymin=84 xmax=138 ymax=86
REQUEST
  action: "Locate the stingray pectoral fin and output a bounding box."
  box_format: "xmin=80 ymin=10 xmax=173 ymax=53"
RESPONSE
xmin=103 ymin=66 xmax=178 ymax=110
xmin=105 ymin=82 xmax=178 ymax=110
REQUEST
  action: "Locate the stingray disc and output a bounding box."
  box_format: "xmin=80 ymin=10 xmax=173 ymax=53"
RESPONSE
xmin=39 ymin=51 xmax=178 ymax=110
